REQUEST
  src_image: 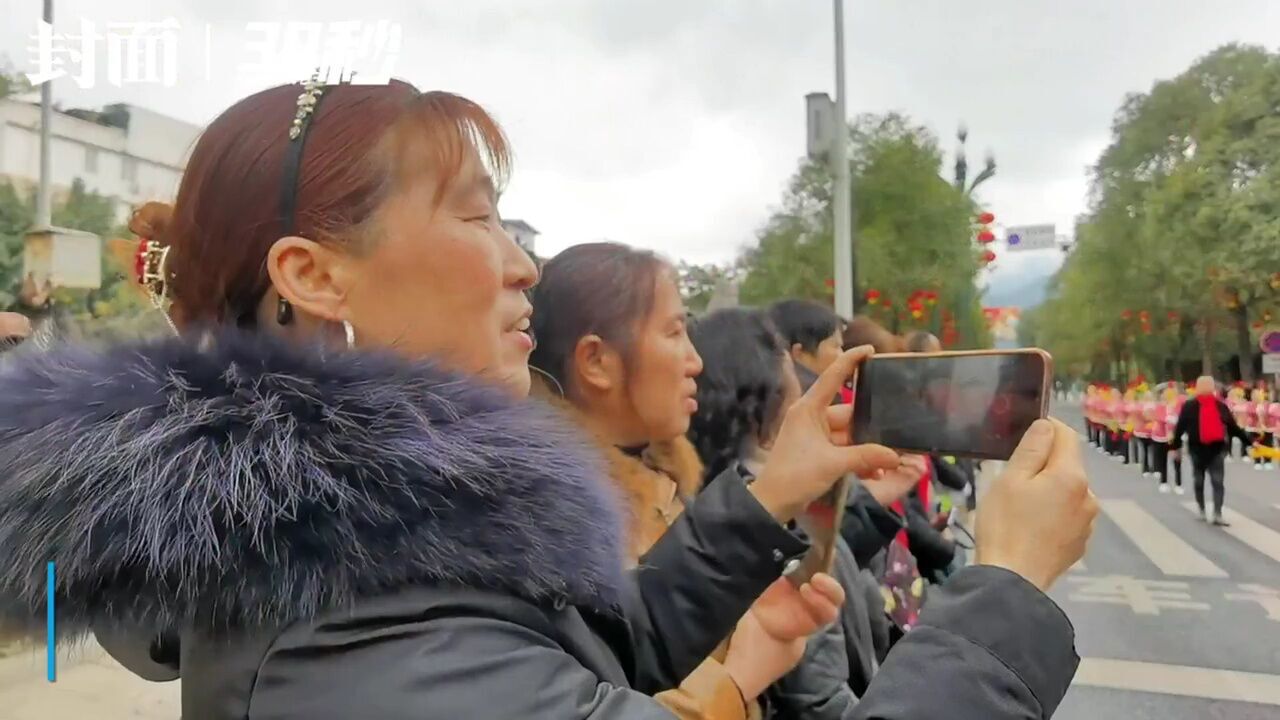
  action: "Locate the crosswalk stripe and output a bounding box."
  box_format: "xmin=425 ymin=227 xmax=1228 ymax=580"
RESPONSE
xmin=1101 ymin=500 xmax=1228 ymax=578
xmin=1075 ymin=657 xmax=1280 ymax=705
xmin=1183 ymin=502 xmax=1280 ymax=565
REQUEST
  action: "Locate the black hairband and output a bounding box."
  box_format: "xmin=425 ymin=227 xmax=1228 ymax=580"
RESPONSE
xmin=279 ymin=70 xmax=335 ymax=237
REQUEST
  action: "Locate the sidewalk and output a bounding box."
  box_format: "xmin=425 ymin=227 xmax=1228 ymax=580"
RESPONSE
xmin=0 ymin=639 xmax=179 ymax=719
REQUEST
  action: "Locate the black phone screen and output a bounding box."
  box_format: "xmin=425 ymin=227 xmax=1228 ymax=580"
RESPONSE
xmin=851 ymin=351 xmax=1050 ymax=460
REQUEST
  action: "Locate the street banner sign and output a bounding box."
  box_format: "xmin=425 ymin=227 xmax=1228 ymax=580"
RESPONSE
xmin=1005 ymin=224 xmax=1056 ymax=251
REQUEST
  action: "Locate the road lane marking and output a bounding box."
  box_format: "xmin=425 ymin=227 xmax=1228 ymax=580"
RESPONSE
xmin=1183 ymin=502 xmax=1280 ymax=565
xmin=1074 ymin=658 xmax=1280 ymax=706
xmin=1102 ymin=500 xmax=1227 ymax=578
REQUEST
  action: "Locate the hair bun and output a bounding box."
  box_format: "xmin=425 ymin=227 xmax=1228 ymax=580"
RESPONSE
xmin=129 ymin=201 xmax=173 ymax=241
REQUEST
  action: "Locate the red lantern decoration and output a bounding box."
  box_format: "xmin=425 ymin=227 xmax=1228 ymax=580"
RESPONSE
xmin=977 ymin=230 xmax=996 ymax=244
xmin=977 ymin=212 xmax=995 ymax=224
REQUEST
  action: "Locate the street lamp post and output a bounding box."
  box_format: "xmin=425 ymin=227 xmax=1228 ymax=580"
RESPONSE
xmin=831 ymin=0 xmax=856 ymax=318
xmin=35 ymin=0 xmax=53 ymax=227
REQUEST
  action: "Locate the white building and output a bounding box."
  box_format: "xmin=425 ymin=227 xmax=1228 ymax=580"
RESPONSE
xmin=501 ymin=219 xmax=540 ymax=256
xmin=0 ymin=95 xmax=200 ymax=225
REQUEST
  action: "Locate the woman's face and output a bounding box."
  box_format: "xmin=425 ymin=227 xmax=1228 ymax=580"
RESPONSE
xmin=343 ymin=149 xmax=538 ymax=394
xmin=624 ymin=273 xmax=704 ymax=443
xmin=798 ymin=327 xmax=844 ymax=375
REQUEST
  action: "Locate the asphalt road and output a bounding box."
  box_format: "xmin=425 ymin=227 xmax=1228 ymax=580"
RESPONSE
xmin=1051 ymin=402 xmax=1280 ymax=719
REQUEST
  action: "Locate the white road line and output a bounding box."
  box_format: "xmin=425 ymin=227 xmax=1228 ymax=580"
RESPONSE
xmin=1183 ymin=502 xmax=1280 ymax=565
xmin=1074 ymin=657 xmax=1280 ymax=706
xmin=1101 ymin=500 xmax=1228 ymax=578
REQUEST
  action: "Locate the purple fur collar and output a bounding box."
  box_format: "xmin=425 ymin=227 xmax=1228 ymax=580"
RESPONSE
xmin=0 ymin=329 xmax=624 ymax=635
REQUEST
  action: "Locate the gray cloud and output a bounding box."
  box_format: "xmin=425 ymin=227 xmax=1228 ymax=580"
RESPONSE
xmin=4 ymin=0 xmax=1279 ymax=263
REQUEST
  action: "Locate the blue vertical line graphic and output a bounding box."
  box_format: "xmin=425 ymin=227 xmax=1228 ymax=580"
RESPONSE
xmin=47 ymin=561 xmax=56 ymax=682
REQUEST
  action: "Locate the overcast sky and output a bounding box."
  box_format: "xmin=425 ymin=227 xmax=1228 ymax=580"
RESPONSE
xmin=3 ymin=0 xmax=1280 ymax=270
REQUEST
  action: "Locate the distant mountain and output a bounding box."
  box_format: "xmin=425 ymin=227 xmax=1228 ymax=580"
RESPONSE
xmin=981 ymin=251 xmax=1062 ymax=310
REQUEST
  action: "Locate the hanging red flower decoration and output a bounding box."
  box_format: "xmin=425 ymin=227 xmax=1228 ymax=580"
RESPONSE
xmin=865 ymin=288 xmax=881 ymax=305
xmin=981 ymin=249 xmax=996 ymax=263
xmin=1138 ymin=310 xmax=1150 ymax=322
xmin=1121 ymin=310 xmax=1133 ymax=320
xmin=977 ymin=230 xmax=996 ymax=244
xmin=977 ymin=212 xmax=995 ymax=225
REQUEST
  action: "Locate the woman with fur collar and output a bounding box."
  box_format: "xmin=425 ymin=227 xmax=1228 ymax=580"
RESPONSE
xmin=0 ymin=79 xmax=1095 ymax=720
xmin=0 ymin=81 xmax=886 ymax=719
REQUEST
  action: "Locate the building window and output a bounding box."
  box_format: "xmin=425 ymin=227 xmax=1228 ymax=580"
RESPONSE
xmin=121 ymin=157 xmax=137 ymax=182
xmin=84 ymin=147 xmax=98 ymax=173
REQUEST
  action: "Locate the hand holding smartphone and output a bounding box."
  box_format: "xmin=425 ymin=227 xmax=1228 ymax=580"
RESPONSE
xmin=850 ymin=349 xmax=1053 ymax=461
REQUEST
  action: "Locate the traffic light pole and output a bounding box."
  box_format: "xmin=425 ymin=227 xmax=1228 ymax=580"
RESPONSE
xmin=832 ymin=0 xmax=856 ymax=318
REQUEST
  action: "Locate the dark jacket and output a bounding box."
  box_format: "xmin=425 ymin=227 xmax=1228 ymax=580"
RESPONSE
xmin=0 ymin=331 xmax=805 ymax=719
xmin=0 ymin=331 xmax=1082 ymax=719
xmin=1170 ymin=396 xmax=1252 ymax=461
xmin=840 ymin=485 xmax=905 ymax=567
xmin=767 ymin=537 xmax=879 ymax=720
xmin=903 ymin=491 xmax=957 ymax=582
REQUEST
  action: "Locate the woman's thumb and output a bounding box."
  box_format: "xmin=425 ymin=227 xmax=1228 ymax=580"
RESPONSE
xmin=1003 ymin=419 xmax=1056 ymax=480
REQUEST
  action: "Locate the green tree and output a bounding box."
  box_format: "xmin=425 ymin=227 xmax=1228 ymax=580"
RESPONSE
xmin=739 ymin=113 xmax=989 ymax=346
xmin=677 ymin=261 xmax=734 ymax=314
xmin=0 ymin=60 xmax=32 ymax=100
xmin=1038 ymin=44 xmax=1280 ymax=382
xmin=0 ymin=179 xmax=157 ymax=335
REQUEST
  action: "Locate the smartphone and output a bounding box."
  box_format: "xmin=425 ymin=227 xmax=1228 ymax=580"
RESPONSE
xmin=850 ymin=349 xmax=1053 ymax=460
xmin=785 ymin=475 xmax=852 ymax=587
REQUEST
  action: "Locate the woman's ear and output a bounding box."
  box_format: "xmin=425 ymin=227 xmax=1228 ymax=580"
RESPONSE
xmin=573 ymin=334 xmax=623 ymax=394
xmin=266 ymin=237 xmax=358 ymax=323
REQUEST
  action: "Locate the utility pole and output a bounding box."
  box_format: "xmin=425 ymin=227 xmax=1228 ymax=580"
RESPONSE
xmin=35 ymin=0 xmax=53 ymax=228
xmin=831 ymin=0 xmax=856 ymax=318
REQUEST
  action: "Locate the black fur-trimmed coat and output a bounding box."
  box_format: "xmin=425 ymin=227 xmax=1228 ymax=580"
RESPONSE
xmin=0 ymin=330 xmax=807 ymax=719
xmin=0 ymin=331 xmax=1082 ymax=719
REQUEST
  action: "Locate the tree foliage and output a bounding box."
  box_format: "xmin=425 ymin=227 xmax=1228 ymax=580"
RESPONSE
xmin=0 ymin=179 xmax=162 ymax=337
xmin=737 ymin=113 xmax=990 ymax=347
xmin=677 ymin=261 xmax=736 ymax=314
xmin=1034 ymin=44 xmax=1280 ymax=382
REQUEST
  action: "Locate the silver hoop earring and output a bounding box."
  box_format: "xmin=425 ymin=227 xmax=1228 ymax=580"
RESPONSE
xmin=342 ymin=320 xmax=355 ymax=350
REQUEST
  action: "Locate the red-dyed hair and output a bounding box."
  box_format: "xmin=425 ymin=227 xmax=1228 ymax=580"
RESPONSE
xmin=132 ymin=80 xmax=510 ymax=328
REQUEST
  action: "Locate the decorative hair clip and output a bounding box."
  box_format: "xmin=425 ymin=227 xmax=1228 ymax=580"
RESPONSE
xmin=133 ymin=237 xmax=170 ymax=307
xmin=289 ymin=69 xmax=329 ymax=140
